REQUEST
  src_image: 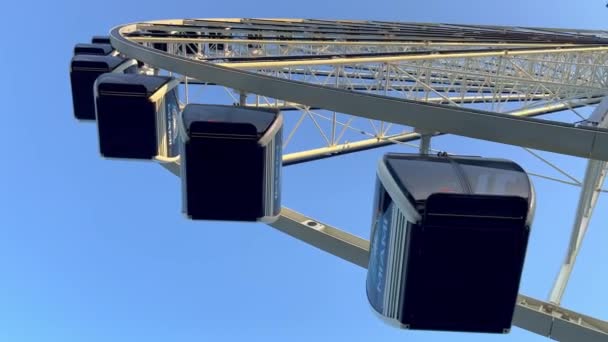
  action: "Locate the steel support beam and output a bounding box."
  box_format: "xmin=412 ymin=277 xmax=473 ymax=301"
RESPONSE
xmin=282 ymin=99 xmax=601 ymax=165
xmin=549 ymin=97 xmax=608 ymax=305
xmin=213 ymin=46 xmax=608 ymax=69
xmin=515 ymin=295 xmax=608 ymax=341
xmin=164 ymin=99 xmax=601 ymax=170
xmin=130 ymin=36 xmax=577 ymax=48
xmin=269 ymin=208 xmax=370 ymax=267
xmin=282 ymin=132 xmax=421 ymax=166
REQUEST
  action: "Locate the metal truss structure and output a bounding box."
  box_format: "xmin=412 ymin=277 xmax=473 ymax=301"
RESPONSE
xmin=106 ymin=19 xmax=608 ymax=341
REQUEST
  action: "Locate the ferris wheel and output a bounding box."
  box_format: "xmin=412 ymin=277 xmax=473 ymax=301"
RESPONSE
xmin=69 ymin=18 xmax=608 ymax=341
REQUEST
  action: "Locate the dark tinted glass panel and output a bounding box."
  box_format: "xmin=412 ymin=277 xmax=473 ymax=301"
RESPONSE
xmin=452 ymin=157 xmax=524 ymax=172
xmin=71 ymin=55 xmax=124 ymax=71
xmin=183 ymin=104 xmax=277 ymax=135
xmin=71 ymin=73 xmax=100 ymax=120
xmin=184 ymin=137 xmax=264 ymax=220
xmin=97 ymin=74 xmax=171 ymax=96
xmin=424 ymin=193 xmax=529 ymax=220
xmin=96 ymin=95 xmax=157 ymax=159
xmin=189 ymin=122 xmax=258 ymax=137
xmin=74 ymin=43 xmax=113 ymax=56
xmin=459 ymin=163 xmax=530 ymax=198
xmin=403 ymin=194 xmax=529 ymax=333
xmin=385 ymin=156 xmax=464 ymax=202
xmin=91 ymin=36 xmax=111 ymax=44
xmin=71 ymin=71 xmax=103 ymax=120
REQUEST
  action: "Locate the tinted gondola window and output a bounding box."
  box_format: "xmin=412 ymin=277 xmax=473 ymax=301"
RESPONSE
xmin=386 ymin=157 xmax=464 ymax=201
xmin=182 ymin=105 xmax=277 ymax=135
xmin=459 ymin=162 xmax=530 ymax=198
xmin=180 ymin=104 xmax=282 ymax=222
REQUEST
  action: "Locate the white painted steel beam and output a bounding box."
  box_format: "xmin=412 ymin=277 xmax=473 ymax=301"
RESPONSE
xmin=515 ymin=295 xmax=608 ymax=341
xmin=166 ymin=99 xmax=602 ymax=169
xmin=130 ymin=36 xmax=575 ymax=48
xmin=282 ymin=132 xmax=421 ymax=165
xmin=214 ymin=46 xmax=608 ymax=69
xmin=281 ymin=99 xmax=602 ymax=165
xmin=245 ymin=94 xmax=557 ymax=104
xmin=111 ymin=27 xmax=608 ymax=161
xmin=549 ymin=97 xmax=608 ymax=305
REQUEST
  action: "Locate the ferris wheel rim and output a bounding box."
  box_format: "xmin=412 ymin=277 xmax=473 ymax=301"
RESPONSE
xmin=110 ymin=21 xmax=608 ymax=162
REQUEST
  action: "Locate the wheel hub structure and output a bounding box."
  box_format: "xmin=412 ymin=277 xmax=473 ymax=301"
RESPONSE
xmin=78 ymin=18 xmax=608 ymax=340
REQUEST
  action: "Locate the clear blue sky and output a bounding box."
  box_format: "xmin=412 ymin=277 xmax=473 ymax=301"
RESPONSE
xmin=1 ymin=1 xmax=608 ymax=341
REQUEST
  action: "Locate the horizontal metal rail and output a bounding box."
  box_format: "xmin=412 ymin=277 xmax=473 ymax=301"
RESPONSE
xmin=214 ymin=46 xmax=608 ymax=68
xmin=129 ymin=36 xmax=578 ymax=47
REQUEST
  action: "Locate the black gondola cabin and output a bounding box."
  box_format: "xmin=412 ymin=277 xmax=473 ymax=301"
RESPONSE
xmin=367 ymin=153 xmax=534 ymax=334
xmin=69 ymin=55 xmax=137 ymax=120
xmin=180 ymin=104 xmax=283 ymax=222
xmin=94 ymin=74 xmax=181 ymax=160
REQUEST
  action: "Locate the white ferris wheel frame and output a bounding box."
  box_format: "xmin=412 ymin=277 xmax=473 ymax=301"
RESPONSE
xmin=101 ymin=19 xmax=608 ymax=341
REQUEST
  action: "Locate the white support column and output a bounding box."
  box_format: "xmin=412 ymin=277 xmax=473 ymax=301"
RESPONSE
xmin=414 ymin=128 xmax=435 ymax=155
xmin=238 ymin=91 xmax=247 ymax=106
xmin=515 ymin=294 xmax=608 ymax=341
xmin=549 ymin=96 xmax=608 ymax=305
xmin=419 ymin=135 xmax=431 ymax=154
